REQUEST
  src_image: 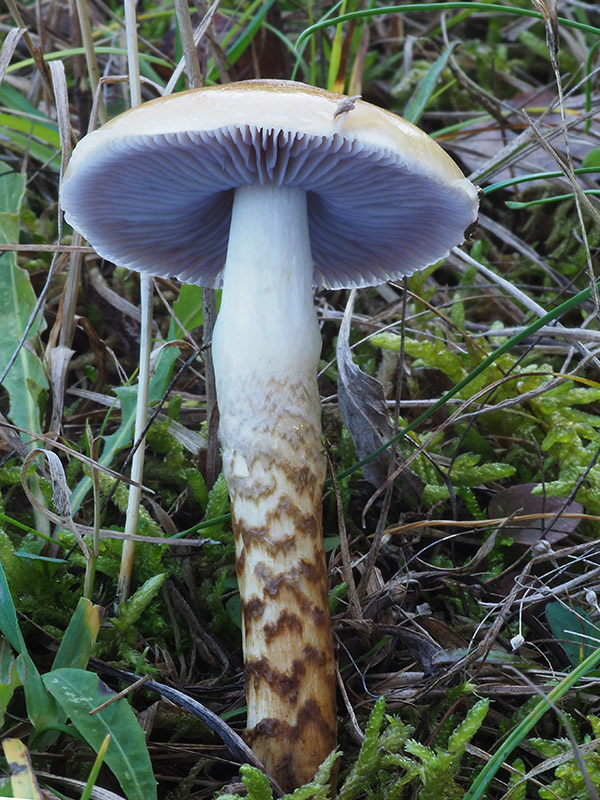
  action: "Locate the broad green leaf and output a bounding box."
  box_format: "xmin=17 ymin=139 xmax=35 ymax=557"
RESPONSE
xmin=582 ymin=148 xmax=600 ymax=168
xmin=0 ymin=560 xmax=59 ymax=735
xmin=168 ymin=284 xmax=204 ymax=340
xmin=0 ymin=160 xmax=49 ymax=439
xmin=0 ymin=87 xmax=60 ymax=166
xmin=546 ymin=601 xmax=598 ymax=666
xmin=43 ymin=669 xmax=158 ymax=800
xmin=52 ymin=597 xmax=102 ymax=671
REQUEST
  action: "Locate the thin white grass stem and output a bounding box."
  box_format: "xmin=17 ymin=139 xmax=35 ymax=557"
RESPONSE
xmin=50 ymin=57 xmax=83 ymax=350
xmin=454 ymin=247 xmax=548 ymax=318
xmin=83 ymin=430 xmax=100 ymax=600
xmin=0 ymin=244 xmax=93 ymax=252
xmin=118 ymin=275 xmax=153 ymax=602
xmin=117 ymin=0 xmax=153 ymax=603
xmin=468 ymin=325 xmax=600 ymax=343
xmin=74 ymin=0 xmax=107 ymax=124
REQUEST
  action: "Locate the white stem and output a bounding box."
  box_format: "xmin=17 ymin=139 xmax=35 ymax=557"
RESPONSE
xmin=213 ymin=183 xmax=320 ymax=412
xmin=118 ymin=273 xmax=153 ymax=603
xmin=212 ymin=184 xmax=336 ymax=790
xmin=213 ymin=183 xmax=324 ymax=538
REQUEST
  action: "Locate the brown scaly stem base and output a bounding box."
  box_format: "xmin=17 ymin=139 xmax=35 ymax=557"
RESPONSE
xmin=228 ymin=381 xmax=337 ymax=791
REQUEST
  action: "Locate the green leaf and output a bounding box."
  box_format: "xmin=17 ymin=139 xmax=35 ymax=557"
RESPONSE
xmin=327 ymin=0 xmax=348 ymax=91
xmin=546 ymin=602 xmax=598 ymax=667
xmin=0 ymin=127 xmax=61 ymax=167
xmin=0 ymin=557 xmax=27 ymax=654
xmin=168 ymin=284 xmax=205 ymax=340
xmin=582 ymin=148 xmax=600 ymax=168
xmin=0 ymin=644 xmax=24 ymax=727
xmin=403 ymin=42 xmax=457 ymax=123
xmin=52 ymin=597 xmax=102 ymax=671
xmin=280 ymin=750 xmax=339 ymax=799
xmin=202 ymin=472 xmax=230 ymax=540
xmin=218 ymin=0 xmax=278 ymax=70
xmin=0 ymin=160 xmax=49 ymax=439
xmin=0 ymin=93 xmax=60 ymax=165
xmin=0 ymin=559 xmax=58 ymax=735
xmin=506 ymin=758 xmax=527 ymax=800
xmin=43 ymin=668 xmax=158 ymax=800
xmin=81 ymin=732 xmax=111 ymax=800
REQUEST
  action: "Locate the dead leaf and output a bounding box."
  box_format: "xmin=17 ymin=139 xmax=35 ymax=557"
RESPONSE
xmin=337 ymin=290 xmax=394 ymax=487
xmin=488 ymin=483 xmax=582 ymax=544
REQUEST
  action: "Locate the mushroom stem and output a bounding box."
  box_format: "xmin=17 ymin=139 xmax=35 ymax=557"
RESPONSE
xmin=211 ymin=184 xmax=337 ymax=791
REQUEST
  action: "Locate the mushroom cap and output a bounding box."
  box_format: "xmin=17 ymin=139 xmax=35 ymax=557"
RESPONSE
xmin=61 ymin=79 xmax=479 ymax=289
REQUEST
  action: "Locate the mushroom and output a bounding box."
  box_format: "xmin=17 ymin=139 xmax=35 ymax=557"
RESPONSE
xmin=60 ymin=79 xmax=479 ymax=791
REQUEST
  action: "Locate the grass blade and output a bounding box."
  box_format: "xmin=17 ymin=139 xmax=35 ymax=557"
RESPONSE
xmin=296 ymin=3 xmax=600 ymax=46
xmin=403 ymin=42 xmax=457 ymax=123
